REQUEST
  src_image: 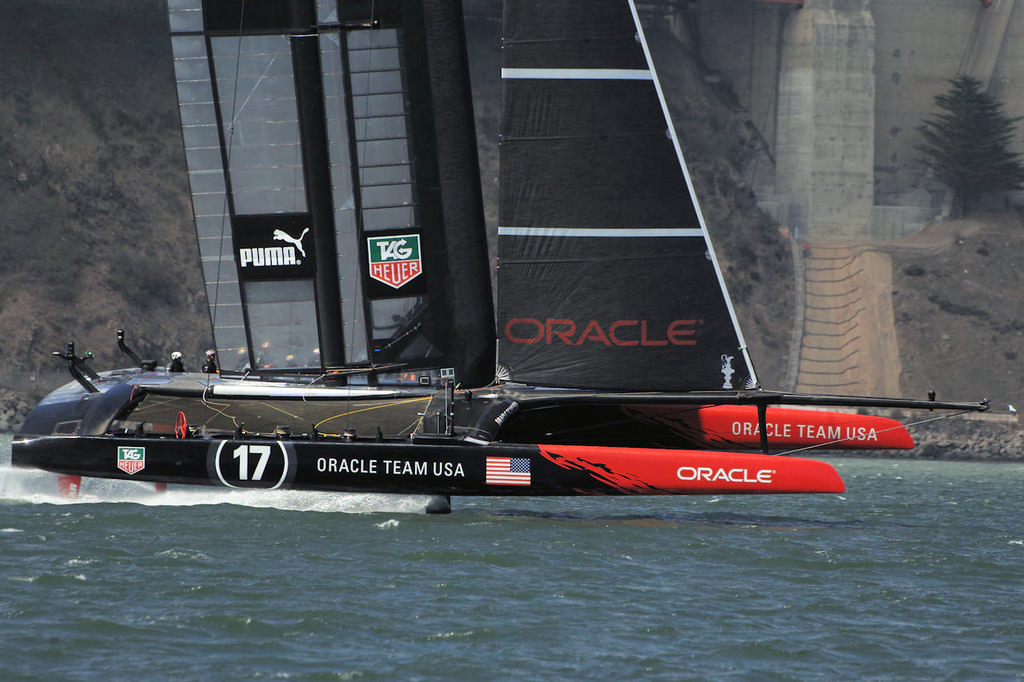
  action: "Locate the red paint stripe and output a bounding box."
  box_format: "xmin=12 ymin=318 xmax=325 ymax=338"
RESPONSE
xmin=538 ymin=444 xmax=844 ymax=494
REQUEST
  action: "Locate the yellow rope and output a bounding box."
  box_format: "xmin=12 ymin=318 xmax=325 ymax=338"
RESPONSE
xmin=314 ymin=396 xmax=431 ymax=433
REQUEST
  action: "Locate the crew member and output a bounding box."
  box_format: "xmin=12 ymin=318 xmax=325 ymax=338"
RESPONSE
xmin=167 ymin=351 xmax=185 ymax=373
xmin=202 ymin=349 xmax=218 ymax=374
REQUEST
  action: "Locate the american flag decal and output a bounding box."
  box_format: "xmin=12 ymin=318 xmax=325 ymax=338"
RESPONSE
xmin=486 ymin=457 xmax=531 ymax=486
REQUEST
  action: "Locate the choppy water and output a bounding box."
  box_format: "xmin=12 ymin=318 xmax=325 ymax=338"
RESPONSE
xmin=2 ymin=433 xmax=1022 ymax=681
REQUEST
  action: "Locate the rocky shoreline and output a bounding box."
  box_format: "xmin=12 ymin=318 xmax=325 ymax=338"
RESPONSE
xmin=877 ymin=414 xmax=1024 ymax=462
xmin=3 ymin=388 xmax=1020 ymax=461
xmin=0 ymin=390 xmax=32 ymax=435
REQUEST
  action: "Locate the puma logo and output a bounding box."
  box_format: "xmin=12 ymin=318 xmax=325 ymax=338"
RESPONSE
xmin=273 ymin=228 xmax=309 ymax=258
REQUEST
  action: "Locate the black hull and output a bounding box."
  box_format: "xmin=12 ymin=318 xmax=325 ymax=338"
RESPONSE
xmin=12 ymin=435 xmax=573 ymax=496
xmin=11 ymin=431 xmax=848 ymax=497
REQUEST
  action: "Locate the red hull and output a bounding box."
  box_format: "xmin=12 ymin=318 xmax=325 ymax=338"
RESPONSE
xmin=539 ymin=444 xmax=845 ymax=494
xmin=624 ymin=404 xmax=913 ymax=450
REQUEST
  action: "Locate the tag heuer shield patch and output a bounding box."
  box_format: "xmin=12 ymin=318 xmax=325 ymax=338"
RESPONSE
xmin=367 ymin=234 xmax=422 ymax=289
xmin=117 ymin=446 xmax=146 ymax=475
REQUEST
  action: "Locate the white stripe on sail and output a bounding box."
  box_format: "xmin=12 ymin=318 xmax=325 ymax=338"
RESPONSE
xmin=501 ymin=67 xmax=652 ymax=81
xmin=498 ymin=226 xmax=704 ymax=238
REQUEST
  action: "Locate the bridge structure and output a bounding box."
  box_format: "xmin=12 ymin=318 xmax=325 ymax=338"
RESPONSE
xmin=687 ymin=0 xmax=1022 ymax=243
xmin=674 ymin=0 xmax=1023 ymax=394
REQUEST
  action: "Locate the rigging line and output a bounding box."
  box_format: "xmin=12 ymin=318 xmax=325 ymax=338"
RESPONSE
xmin=253 ymin=400 xmax=318 ymax=421
xmin=195 ymin=398 xmax=241 ymax=428
xmin=345 ymin=0 xmax=380 ymax=431
xmin=773 ymin=409 xmax=982 ymax=457
xmin=329 ymin=6 xmax=358 ymax=409
xmin=226 ymin=41 xmax=289 ymax=128
xmin=301 ymin=371 xmax=339 ymax=403
xmin=343 ymin=25 xmax=360 ymax=407
xmin=202 ymin=0 xmax=250 ymax=434
xmin=215 ymin=8 xmax=292 ymax=387
xmin=314 ymin=396 xmax=431 ymax=432
xmin=396 ymin=414 xmax=424 ymax=437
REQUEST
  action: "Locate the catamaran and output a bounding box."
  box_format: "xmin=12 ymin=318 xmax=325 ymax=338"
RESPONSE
xmin=12 ymin=0 xmax=985 ymax=511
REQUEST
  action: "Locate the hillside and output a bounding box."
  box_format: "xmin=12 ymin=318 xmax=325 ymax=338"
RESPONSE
xmin=889 ymin=214 xmax=1024 ymax=409
xmin=0 ymin=0 xmax=209 ymax=402
xmin=1 ymin=0 xmax=1020 ymax=437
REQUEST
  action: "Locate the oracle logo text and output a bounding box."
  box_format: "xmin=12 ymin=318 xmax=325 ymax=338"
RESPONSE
xmin=677 ymin=466 xmax=775 ymax=484
xmin=505 ymin=318 xmax=698 ymax=346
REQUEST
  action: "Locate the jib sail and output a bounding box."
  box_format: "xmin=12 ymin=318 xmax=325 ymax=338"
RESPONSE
xmin=496 ymin=0 xmax=756 ymax=392
xmin=167 ymin=0 xmax=493 ymax=386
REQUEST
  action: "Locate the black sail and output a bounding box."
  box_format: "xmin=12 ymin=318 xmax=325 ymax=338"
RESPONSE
xmin=167 ymin=0 xmax=493 ymax=387
xmin=497 ymin=0 xmax=756 ymax=392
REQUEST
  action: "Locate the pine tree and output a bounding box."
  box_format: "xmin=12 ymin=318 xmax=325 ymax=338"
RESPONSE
xmin=915 ymin=74 xmax=1024 ymax=217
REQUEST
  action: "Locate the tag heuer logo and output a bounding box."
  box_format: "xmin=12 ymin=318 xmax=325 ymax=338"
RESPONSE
xmin=368 ymin=234 xmax=422 ymax=289
xmin=117 ymin=446 xmax=146 ymax=475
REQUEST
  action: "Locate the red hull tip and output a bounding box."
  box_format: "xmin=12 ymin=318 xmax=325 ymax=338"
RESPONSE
xmin=57 ymin=475 xmax=81 ymax=498
xmin=539 ymin=445 xmax=845 ymax=495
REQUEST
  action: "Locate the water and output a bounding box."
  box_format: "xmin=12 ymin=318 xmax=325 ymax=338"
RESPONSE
xmin=2 ymin=433 xmax=1022 ymax=681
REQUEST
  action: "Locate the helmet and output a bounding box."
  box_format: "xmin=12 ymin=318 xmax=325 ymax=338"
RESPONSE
xmin=171 ymin=351 xmax=183 ymax=360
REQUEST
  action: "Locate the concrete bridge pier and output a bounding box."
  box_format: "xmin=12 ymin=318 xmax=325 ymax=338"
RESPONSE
xmin=775 ymin=1 xmax=876 ymax=244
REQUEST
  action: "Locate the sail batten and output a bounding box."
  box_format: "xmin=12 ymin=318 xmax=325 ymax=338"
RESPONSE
xmin=501 ymin=68 xmax=652 ymax=80
xmin=499 ymin=227 xmax=705 ymax=238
